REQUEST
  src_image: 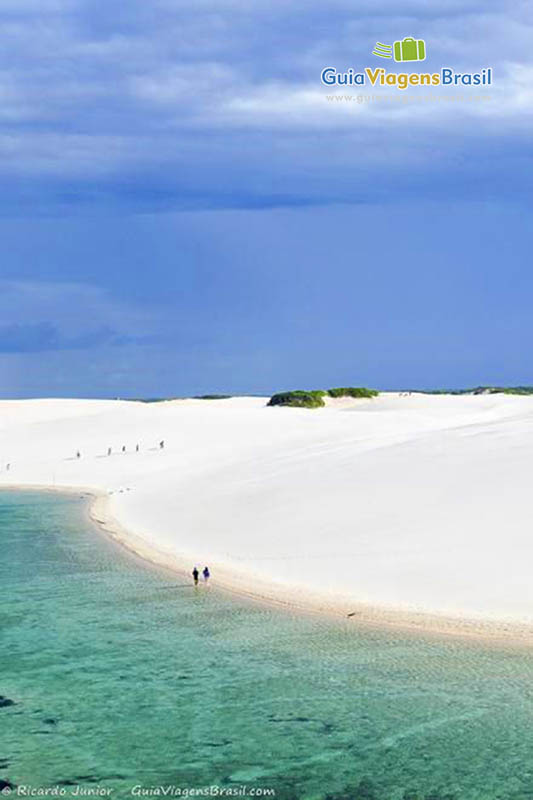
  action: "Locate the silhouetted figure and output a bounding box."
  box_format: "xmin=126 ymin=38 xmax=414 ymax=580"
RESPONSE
xmin=159 ymin=440 xmax=165 ymax=449
xmin=122 ymin=445 xmax=126 ymax=453
xmin=135 ymin=444 xmax=139 ymax=452
xmin=203 ymin=566 xmax=210 ymax=582
xmin=6 ymin=463 xmax=10 ymax=472
xmin=76 ymin=451 xmax=81 ymax=459
xmin=192 ymin=567 xmax=199 ymax=585
xmin=107 ymin=447 xmax=112 ymax=456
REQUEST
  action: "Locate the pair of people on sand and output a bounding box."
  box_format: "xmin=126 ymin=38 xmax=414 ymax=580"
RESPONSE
xmin=192 ymin=566 xmax=210 ymax=585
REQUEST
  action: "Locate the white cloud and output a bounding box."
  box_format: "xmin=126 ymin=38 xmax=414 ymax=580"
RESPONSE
xmin=197 ymin=59 xmax=533 ymax=131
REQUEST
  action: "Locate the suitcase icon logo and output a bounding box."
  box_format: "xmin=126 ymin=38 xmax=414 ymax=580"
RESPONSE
xmin=393 ymin=37 xmax=426 ymax=62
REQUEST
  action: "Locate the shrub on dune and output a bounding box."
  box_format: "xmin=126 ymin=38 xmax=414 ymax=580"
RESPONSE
xmin=327 ymin=387 xmax=379 ymax=399
xmin=267 ymin=390 xmax=327 ymax=408
xmin=267 ymin=386 xmax=379 ymax=408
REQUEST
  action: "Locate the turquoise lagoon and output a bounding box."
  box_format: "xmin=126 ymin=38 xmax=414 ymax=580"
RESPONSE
xmin=2 ymin=491 xmax=533 ymax=800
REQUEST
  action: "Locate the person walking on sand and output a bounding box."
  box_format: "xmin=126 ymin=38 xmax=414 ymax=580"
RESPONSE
xmin=159 ymin=440 xmax=165 ymax=450
xmin=136 ymin=444 xmax=139 ymax=452
xmin=122 ymin=445 xmax=126 ymax=453
xmin=192 ymin=567 xmax=199 ymax=586
xmin=107 ymin=447 xmax=112 ymax=456
xmin=76 ymin=451 xmax=81 ymax=459
xmin=203 ymin=566 xmax=210 ymax=582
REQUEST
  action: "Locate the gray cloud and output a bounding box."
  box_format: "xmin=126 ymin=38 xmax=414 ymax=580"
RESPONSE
xmin=0 ymin=0 xmax=531 ymax=212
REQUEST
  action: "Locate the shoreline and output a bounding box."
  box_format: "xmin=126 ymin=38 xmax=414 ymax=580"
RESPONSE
xmin=4 ymin=482 xmax=533 ymax=648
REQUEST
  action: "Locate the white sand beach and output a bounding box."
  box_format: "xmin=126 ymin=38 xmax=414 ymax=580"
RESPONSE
xmin=2 ymin=392 xmax=533 ymax=635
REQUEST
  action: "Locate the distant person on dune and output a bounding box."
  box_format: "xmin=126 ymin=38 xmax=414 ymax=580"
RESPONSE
xmin=136 ymin=444 xmax=139 ymax=452
xmin=159 ymin=440 xmax=165 ymax=449
xmin=203 ymin=567 xmax=210 ymax=582
xmin=122 ymin=445 xmax=126 ymax=453
xmin=192 ymin=567 xmax=199 ymax=585
xmin=107 ymin=447 xmax=112 ymax=456
xmin=76 ymin=451 xmax=81 ymax=459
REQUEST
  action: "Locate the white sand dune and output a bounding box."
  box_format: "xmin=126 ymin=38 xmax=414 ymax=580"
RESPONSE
xmin=2 ymin=392 xmax=533 ymax=633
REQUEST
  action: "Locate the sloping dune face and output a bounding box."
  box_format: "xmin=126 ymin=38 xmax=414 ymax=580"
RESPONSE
xmin=1 ymin=393 xmax=533 ymax=624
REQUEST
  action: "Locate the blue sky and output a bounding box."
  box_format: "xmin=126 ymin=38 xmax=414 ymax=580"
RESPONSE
xmin=0 ymin=0 xmax=532 ymax=396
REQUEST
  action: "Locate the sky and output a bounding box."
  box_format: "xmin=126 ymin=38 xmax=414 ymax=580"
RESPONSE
xmin=0 ymin=0 xmax=532 ymax=397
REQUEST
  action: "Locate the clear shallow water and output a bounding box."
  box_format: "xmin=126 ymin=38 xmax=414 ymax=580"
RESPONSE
xmin=3 ymin=494 xmax=533 ymax=800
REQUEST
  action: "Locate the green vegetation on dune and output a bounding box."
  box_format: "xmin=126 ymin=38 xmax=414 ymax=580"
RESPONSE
xmin=486 ymin=386 xmax=533 ymax=395
xmin=327 ymin=386 xmax=379 ymax=398
xmin=193 ymin=394 xmax=233 ymax=400
xmin=268 ymin=386 xmax=379 ymax=408
xmin=267 ymin=390 xmax=327 ymax=408
xmin=419 ymin=386 xmax=533 ymax=396
xmin=128 ymin=397 xmax=176 ymax=403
